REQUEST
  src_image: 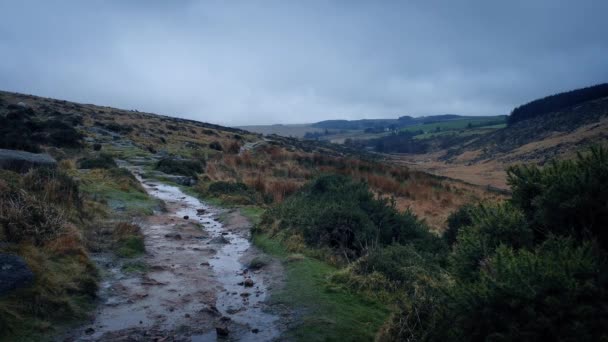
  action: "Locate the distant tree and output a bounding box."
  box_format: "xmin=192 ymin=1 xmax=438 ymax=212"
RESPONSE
xmin=508 ymin=83 xmax=608 ymax=125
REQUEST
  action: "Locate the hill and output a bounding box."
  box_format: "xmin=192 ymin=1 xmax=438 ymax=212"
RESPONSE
xmin=508 ymin=83 xmax=608 ymax=124
xmin=392 ymin=86 xmax=608 ymax=189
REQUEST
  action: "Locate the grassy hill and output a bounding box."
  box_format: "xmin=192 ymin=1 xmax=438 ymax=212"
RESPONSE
xmin=392 ymin=85 xmax=608 ymax=189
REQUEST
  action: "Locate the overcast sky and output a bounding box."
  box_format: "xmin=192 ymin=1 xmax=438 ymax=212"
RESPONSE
xmin=1 ymin=1 xmax=607 ymax=125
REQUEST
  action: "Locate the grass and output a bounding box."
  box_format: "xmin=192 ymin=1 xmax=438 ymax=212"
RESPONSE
xmin=253 ymin=233 xmax=390 ymax=342
xmin=78 ymin=168 xmax=160 ymax=216
xmin=240 ymin=206 xmax=265 ymax=225
xmin=401 ymin=116 xmax=506 ymax=135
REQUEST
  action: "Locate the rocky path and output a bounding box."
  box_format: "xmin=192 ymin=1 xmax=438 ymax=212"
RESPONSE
xmin=68 ymin=167 xmax=283 ymax=341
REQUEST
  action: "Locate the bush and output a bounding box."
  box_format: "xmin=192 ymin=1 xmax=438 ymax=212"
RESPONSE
xmin=260 ymin=175 xmax=440 ymax=259
xmin=78 ymin=153 xmax=117 ymax=169
xmin=207 ymin=181 xmax=249 ymax=195
xmin=0 ymin=190 xmax=66 ymax=246
xmin=155 ymin=157 xmax=204 ymax=178
xmin=443 ymin=204 xmax=475 ymax=247
xmin=450 ymin=203 xmax=532 ymax=281
xmin=508 ymin=146 xmax=608 ymax=248
xmin=446 ymin=237 xmax=607 ymax=341
xmin=209 ymin=141 xmax=223 ymax=151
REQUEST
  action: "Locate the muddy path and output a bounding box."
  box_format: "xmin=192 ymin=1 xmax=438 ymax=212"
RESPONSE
xmin=68 ymin=166 xmax=285 ymax=341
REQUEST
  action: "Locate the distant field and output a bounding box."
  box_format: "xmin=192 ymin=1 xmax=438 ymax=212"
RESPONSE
xmin=402 ymin=116 xmax=507 ymax=135
xmin=236 ymin=124 xmax=321 ymax=137
xmin=238 ymin=115 xmax=507 ymax=143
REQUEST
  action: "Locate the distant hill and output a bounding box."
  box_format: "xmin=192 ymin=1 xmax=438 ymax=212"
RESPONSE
xmin=508 ymin=83 xmax=608 ymax=124
xmin=311 ymin=114 xmax=467 ymax=130
xmin=392 ymin=84 xmax=608 ymax=190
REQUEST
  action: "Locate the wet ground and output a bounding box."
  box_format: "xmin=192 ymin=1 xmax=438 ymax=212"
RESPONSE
xmin=67 ymin=166 xmax=284 ymax=341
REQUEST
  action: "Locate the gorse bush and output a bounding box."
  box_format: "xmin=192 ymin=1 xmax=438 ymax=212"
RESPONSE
xmin=380 ymin=146 xmax=608 ymax=341
xmin=260 ymin=175 xmax=442 ymax=260
xmin=78 ymin=153 xmax=117 ymax=169
xmin=155 ymin=157 xmax=204 ymax=178
xmin=508 ymin=145 xmax=608 ymax=248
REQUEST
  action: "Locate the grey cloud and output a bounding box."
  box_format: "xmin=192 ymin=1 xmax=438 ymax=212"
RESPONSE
xmin=0 ymin=0 xmax=607 ymax=125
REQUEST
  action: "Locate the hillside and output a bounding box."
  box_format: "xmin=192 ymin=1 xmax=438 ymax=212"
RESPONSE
xmin=0 ymin=90 xmax=500 ymax=341
xmin=393 ymin=88 xmax=608 ymax=189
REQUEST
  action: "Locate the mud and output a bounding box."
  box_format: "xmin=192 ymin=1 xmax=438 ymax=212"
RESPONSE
xmin=67 ymin=166 xmax=284 ymax=341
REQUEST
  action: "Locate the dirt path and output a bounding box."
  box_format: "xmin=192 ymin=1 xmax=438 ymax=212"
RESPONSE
xmin=68 ymin=167 xmax=284 ymax=341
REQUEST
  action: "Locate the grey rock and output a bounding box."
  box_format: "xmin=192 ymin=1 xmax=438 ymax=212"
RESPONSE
xmin=209 ymin=236 xmax=230 ymax=244
xmin=0 ymin=149 xmax=57 ymax=173
xmin=0 ymin=254 xmax=34 ymax=296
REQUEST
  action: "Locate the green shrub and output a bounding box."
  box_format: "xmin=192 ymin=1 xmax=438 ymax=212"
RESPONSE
xmin=508 ymin=145 xmax=608 ymax=248
xmin=443 ymin=204 xmax=475 ymax=246
xmin=356 ymin=244 xmax=445 ymax=288
xmin=78 ymin=153 xmax=117 ymax=169
xmin=155 ymin=157 xmax=204 ymax=178
xmin=260 ymin=175 xmax=440 ymax=259
xmin=446 ymin=237 xmax=607 ymax=341
xmin=450 ymin=203 xmax=532 ymax=281
xmin=208 ymin=181 xmax=248 ymax=195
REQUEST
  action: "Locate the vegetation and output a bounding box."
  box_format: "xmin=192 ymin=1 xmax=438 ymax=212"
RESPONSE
xmin=0 ymin=105 xmax=83 ymax=152
xmin=78 ymin=153 xmax=117 ymax=169
xmin=155 ymin=157 xmax=204 ymax=178
xmin=253 ymin=234 xmax=390 ymax=341
xmin=379 ymin=146 xmax=608 ymax=341
xmin=255 ymin=146 xmax=608 ymax=341
xmin=509 ymin=83 xmax=608 ymax=124
xmin=0 ymin=168 xmax=97 ymax=339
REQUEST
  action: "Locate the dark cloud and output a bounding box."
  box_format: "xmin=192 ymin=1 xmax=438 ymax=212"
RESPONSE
xmin=1 ymin=1 xmax=607 ymax=125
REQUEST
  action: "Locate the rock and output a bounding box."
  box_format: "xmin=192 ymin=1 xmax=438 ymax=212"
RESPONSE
xmin=164 ymin=233 xmax=182 ymax=240
xmin=0 ymin=149 xmax=57 ymax=173
xmin=252 ymin=328 xmax=260 ymax=334
xmin=0 ymin=254 xmax=34 ymax=296
xmin=200 ymin=262 xmax=210 ymax=266
xmin=243 ymin=279 xmax=254 ymax=287
xmin=216 ymin=326 xmax=229 ymax=337
xmin=209 ymin=236 xmax=230 ymax=244
xmin=240 ymin=292 xmax=250 ymax=297
xmin=196 ymin=208 xmax=206 ymax=214
xmin=183 ymin=216 xmax=189 ymax=220
xmin=84 ymin=327 xmax=95 ymax=335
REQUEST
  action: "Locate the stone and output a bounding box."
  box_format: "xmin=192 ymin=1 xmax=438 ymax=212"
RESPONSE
xmin=209 ymin=236 xmax=230 ymax=244
xmin=216 ymin=326 xmax=229 ymax=337
xmin=183 ymin=215 xmax=189 ymax=220
xmin=243 ymin=279 xmax=254 ymax=287
xmin=164 ymin=233 xmax=182 ymax=240
xmin=84 ymin=327 xmax=95 ymax=335
xmin=0 ymin=149 xmax=57 ymax=173
xmin=0 ymin=254 xmax=34 ymax=296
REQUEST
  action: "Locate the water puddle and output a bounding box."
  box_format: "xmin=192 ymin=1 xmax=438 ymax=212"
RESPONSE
xmin=74 ymin=165 xmax=281 ymax=341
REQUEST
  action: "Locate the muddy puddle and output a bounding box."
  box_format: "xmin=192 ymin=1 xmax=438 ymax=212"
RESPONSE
xmin=71 ymin=165 xmax=281 ymax=341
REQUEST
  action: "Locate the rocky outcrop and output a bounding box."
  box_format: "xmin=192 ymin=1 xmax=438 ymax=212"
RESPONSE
xmin=0 ymin=148 xmax=57 ymax=173
xmin=0 ymin=254 xmax=34 ymax=296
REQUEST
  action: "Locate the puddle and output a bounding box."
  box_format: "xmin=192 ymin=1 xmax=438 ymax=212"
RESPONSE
xmin=73 ymin=164 xmax=281 ymax=341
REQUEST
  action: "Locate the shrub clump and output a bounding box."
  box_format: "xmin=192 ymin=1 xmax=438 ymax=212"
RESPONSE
xmin=78 ymin=153 xmax=117 ymax=169
xmin=260 ymin=175 xmax=443 ymax=260
xmin=155 ymin=157 xmax=204 ymax=179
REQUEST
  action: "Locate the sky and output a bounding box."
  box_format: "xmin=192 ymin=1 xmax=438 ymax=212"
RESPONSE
xmin=1 ymin=1 xmax=607 ymax=126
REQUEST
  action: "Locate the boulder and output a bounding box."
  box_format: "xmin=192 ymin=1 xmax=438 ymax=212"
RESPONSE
xmin=0 ymin=254 xmax=34 ymax=296
xmin=0 ymin=149 xmax=57 ymax=173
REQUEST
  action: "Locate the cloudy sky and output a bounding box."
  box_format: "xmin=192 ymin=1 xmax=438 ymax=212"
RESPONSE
xmin=1 ymin=1 xmax=607 ymax=125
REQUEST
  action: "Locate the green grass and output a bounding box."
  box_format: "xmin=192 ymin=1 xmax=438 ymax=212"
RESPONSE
xmin=240 ymin=206 xmax=265 ymax=225
xmin=253 ymin=234 xmax=390 ymax=342
xmin=402 ymin=116 xmax=506 ymax=136
xmin=116 ymin=236 xmax=145 ymax=258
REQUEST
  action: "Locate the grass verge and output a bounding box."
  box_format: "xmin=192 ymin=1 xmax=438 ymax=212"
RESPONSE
xmin=253 ymin=233 xmax=389 ymax=342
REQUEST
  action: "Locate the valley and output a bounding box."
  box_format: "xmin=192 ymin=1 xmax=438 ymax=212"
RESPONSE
xmin=1 ymin=84 xmax=607 ymax=341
